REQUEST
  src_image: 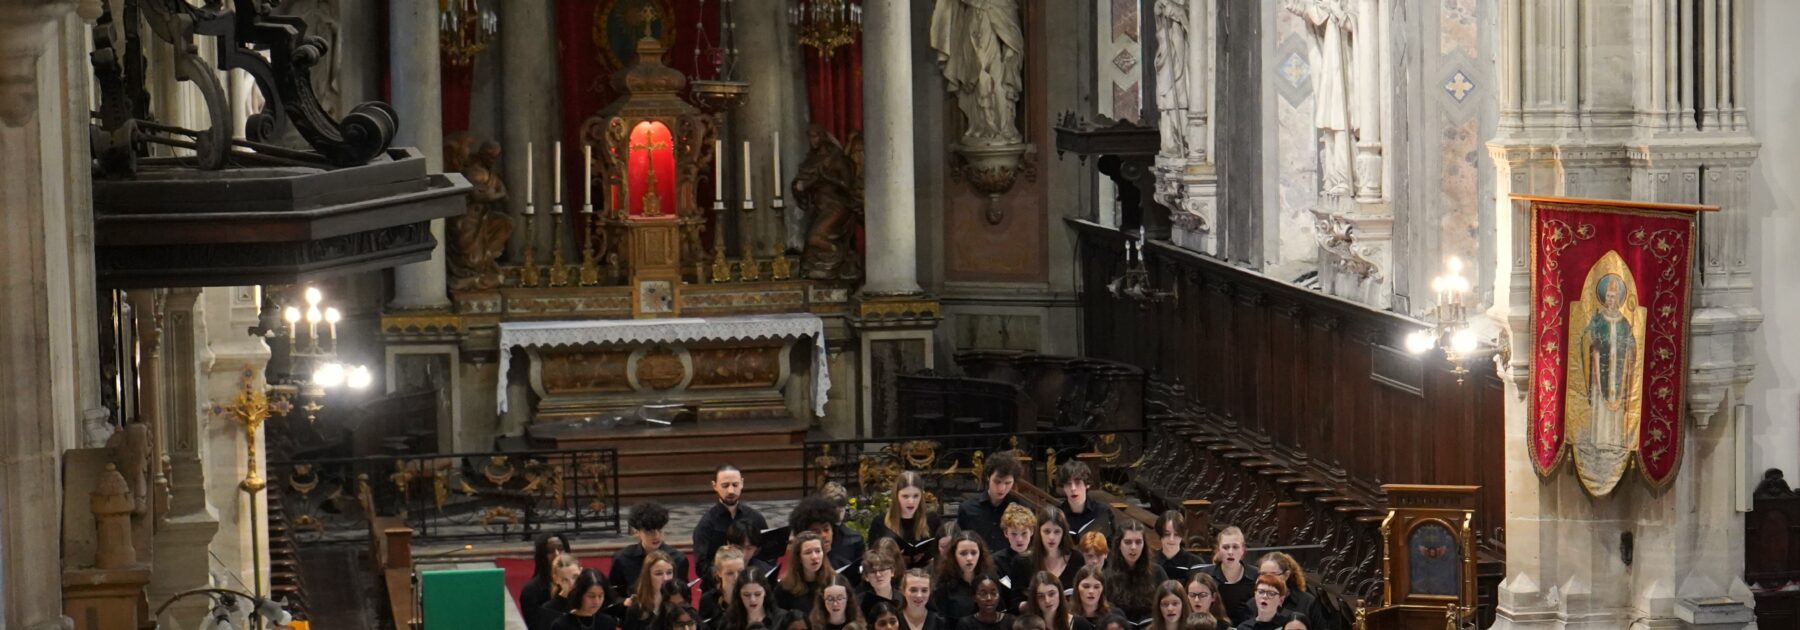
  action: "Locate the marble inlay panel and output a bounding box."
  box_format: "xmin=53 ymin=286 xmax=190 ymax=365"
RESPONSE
xmin=1111 ymin=0 xmax=1139 ymax=42
xmin=1273 ymin=12 xmax=1318 ymax=268
xmin=1112 ymin=49 xmax=1138 ymax=74
xmin=1113 ymin=82 xmax=1141 ymax=122
xmin=1440 ymin=0 xmax=1478 ymax=57
xmin=1438 ymin=115 xmax=1480 ymax=264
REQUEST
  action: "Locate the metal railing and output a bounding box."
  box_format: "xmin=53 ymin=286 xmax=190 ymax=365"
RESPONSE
xmin=800 ymin=429 xmax=1148 ymax=511
xmin=269 ymin=447 xmax=622 ymax=544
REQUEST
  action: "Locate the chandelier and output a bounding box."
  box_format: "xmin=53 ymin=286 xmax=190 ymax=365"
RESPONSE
xmin=1405 ymin=256 xmax=1479 ymax=382
xmin=270 ymin=286 xmax=372 ymax=422
xmin=440 ymin=0 xmax=498 ymax=67
xmin=788 ymin=0 xmax=862 ymax=57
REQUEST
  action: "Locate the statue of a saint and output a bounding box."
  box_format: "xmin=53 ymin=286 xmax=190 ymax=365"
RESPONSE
xmin=1154 ymin=0 xmax=1189 ymax=158
xmin=930 ymin=0 xmax=1026 ymax=146
xmin=445 ymin=133 xmax=514 ymax=290
xmin=1284 ymin=0 xmax=1356 ymax=198
xmin=792 ymin=126 xmax=864 ymax=280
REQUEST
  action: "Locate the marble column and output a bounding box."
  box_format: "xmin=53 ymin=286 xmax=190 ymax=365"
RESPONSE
xmin=734 ymin=2 xmax=810 ymax=256
xmin=499 ymin=0 xmax=559 ymax=261
xmin=388 ymin=0 xmax=451 ymax=310
xmin=0 ymin=4 xmax=93 ymax=629
xmin=148 ymin=288 xmax=221 ymax=630
xmin=860 ymin=0 xmax=922 ymax=296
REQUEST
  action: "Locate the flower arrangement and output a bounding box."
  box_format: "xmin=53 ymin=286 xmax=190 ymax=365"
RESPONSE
xmin=843 ymin=492 xmax=891 ymax=540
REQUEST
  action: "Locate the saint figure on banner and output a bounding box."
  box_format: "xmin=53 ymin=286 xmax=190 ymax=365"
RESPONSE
xmin=1564 ymin=252 xmax=1645 ymax=494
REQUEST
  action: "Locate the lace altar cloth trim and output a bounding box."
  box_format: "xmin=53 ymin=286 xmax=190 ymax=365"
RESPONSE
xmin=497 ymin=314 xmax=831 ymax=416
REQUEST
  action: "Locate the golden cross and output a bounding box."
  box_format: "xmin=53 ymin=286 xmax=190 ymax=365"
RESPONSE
xmin=639 ymin=3 xmax=660 ymax=39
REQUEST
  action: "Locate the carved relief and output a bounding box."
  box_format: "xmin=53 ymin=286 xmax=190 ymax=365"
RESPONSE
xmin=635 ymin=345 xmax=686 ymax=391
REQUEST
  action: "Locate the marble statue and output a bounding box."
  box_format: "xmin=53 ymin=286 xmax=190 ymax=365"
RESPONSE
xmin=793 ymin=126 xmax=864 ymax=280
xmin=445 ymin=133 xmax=514 ymax=290
xmin=930 ymin=0 xmax=1026 ymax=146
xmin=1154 ymin=0 xmax=1189 ymax=157
xmin=1285 ymin=0 xmax=1357 ymax=198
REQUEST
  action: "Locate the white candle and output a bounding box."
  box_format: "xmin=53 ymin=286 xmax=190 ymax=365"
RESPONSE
xmin=742 ymin=140 xmax=752 ymax=200
xmin=771 ymin=132 xmax=782 ymax=197
xmin=525 ymin=142 xmax=534 ymax=206
xmin=553 ymin=140 xmax=563 ymax=203
xmin=584 ymin=144 xmax=594 ymax=208
xmin=713 ymin=139 xmax=723 ymax=199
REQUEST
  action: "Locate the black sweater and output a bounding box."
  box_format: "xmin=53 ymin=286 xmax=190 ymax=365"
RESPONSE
xmin=1201 ymin=565 xmax=1255 ymax=629
xmin=550 ymin=612 xmax=621 ymax=630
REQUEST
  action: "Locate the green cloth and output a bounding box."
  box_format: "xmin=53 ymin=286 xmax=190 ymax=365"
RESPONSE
xmin=421 ymin=567 xmax=506 ymax=629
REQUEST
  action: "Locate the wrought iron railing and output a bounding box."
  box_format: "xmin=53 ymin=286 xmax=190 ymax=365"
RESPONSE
xmin=269 ymin=448 xmax=621 ymax=544
xmin=800 ymin=429 xmax=1148 ymax=515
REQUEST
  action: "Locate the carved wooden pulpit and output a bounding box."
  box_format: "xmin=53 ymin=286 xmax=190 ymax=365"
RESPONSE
xmin=583 ymin=29 xmax=717 ymax=318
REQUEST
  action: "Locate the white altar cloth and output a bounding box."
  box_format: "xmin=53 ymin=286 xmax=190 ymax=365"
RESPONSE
xmin=497 ymin=314 xmax=830 ymax=416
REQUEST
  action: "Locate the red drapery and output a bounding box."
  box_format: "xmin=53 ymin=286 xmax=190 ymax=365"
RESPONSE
xmin=1527 ymin=198 xmax=1700 ymax=490
xmin=803 ymin=41 xmax=863 ymax=141
xmin=441 ymin=62 xmax=474 ymax=134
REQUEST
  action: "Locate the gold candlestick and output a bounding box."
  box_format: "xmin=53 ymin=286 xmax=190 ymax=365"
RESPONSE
xmin=769 ymin=196 xmax=790 ymax=280
xmin=579 ymin=207 xmax=601 ymax=286
xmin=519 ymin=212 xmax=541 ymax=287
xmin=549 ymin=207 xmax=571 ymax=287
xmin=739 ymin=198 xmax=759 ymax=281
xmin=710 ymin=200 xmax=732 ymax=282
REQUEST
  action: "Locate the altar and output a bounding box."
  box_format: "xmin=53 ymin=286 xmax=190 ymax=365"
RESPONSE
xmin=498 ymin=314 xmax=829 ymax=423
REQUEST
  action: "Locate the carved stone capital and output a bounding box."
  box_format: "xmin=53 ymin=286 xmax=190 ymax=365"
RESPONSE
xmin=0 ymin=1 xmax=78 ymax=127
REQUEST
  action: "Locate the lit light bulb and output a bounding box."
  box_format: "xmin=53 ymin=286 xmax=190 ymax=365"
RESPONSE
xmin=1404 ymin=330 xmax=1435 ymax=355
xmin=283 ymin=307 xmax=301 ymax=324
xmin=1430 ymin=276 xmax=1448 ymax=294
xmin=346 ymin=365 xmax=373 ymax=390
xmin=313 ymin=362 xmax=345 ymax=388
xmin=1445 ymin=256 xmax=1464 ymax=274
xmin=1450 ymin=328 xmax=1478 ymax=354
xmin=304 ymin=287 xmax=322 ymax=306
xmin=305 ymin=306 xmax=322 ymax=324
xmin=1448 ymin=275 xmax=1471 ymax=294
xmin=324 ymin=308 xmax=341 ymax=324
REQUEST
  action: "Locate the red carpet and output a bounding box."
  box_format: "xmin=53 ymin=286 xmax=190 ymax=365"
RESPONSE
xmin=497 ymin=554 xmax=700 ymax=607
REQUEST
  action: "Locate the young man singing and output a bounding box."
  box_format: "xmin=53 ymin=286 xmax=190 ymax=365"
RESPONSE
xmin=956 ymin=452 xmax=1025 ymax=554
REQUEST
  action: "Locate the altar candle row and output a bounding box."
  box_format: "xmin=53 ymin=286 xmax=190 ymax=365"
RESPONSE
xmin=522 ymin=135 xmax=786 ymax=215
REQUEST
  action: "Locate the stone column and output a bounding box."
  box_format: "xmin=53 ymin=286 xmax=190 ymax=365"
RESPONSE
xmin=149 ymin=288 xmax=221 ymax=629
xmin=388 ymin=0 xmax=451 ymax=310
xmin=860 ymin=0 xmax=922 ymax=296
xmin=500 ymin=0 xmax=559 ymax=260
xmin=1351 ymin=0 xmax=1382 ymax=203
xmin=0 ymin=4 xmax=94 ymax=628
xmin=201 ymin=287 xmax=271 ymax=597
xmin=735 ymin=2 xmax=810 ymax=256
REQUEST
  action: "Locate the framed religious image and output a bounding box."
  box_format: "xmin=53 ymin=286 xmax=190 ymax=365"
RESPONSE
xmin=1368 ymin=485 xmax=1479 ymax=627
xmin=631 ymin=275 xmax=680 ymax=318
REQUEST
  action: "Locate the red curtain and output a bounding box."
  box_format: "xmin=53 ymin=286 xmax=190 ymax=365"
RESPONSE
xmin=441 ymin=62 xmax=474 ymax=134
xmin=803 ymin=40 xmax=863 ymax=141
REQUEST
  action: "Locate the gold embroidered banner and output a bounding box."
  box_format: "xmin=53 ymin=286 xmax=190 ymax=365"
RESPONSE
xmin=1523 ymin=195 xmax=1708 ymax=495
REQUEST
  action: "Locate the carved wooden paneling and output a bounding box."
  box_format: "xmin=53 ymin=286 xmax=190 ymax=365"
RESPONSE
xmin=1073 ymin=219 xmax=1506 ymax=552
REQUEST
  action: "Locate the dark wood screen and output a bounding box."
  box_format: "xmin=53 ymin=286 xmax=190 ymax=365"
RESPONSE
xmin=1073 ymin=219 xmax=1506 ymax=551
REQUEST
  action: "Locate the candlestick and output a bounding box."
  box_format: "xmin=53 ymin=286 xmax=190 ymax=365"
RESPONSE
xmin=742 ymin=140 xmax=752 ymax=202
xmin=713 ymin=138 xmax=724 ymax=199
xmin=584 ymin=144 xmax=594 ymax=207
xmin=771 ymin=132 xmax=781 ymax=198
xmin=554 ymin=141 xmax=563 ymax=204
xmin=526 ymin=142 xmax=534 ymax=206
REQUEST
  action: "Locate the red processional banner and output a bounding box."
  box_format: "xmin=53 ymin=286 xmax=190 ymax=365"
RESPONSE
xmin=1525 ymin=196 xmax=1706 ymax=495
